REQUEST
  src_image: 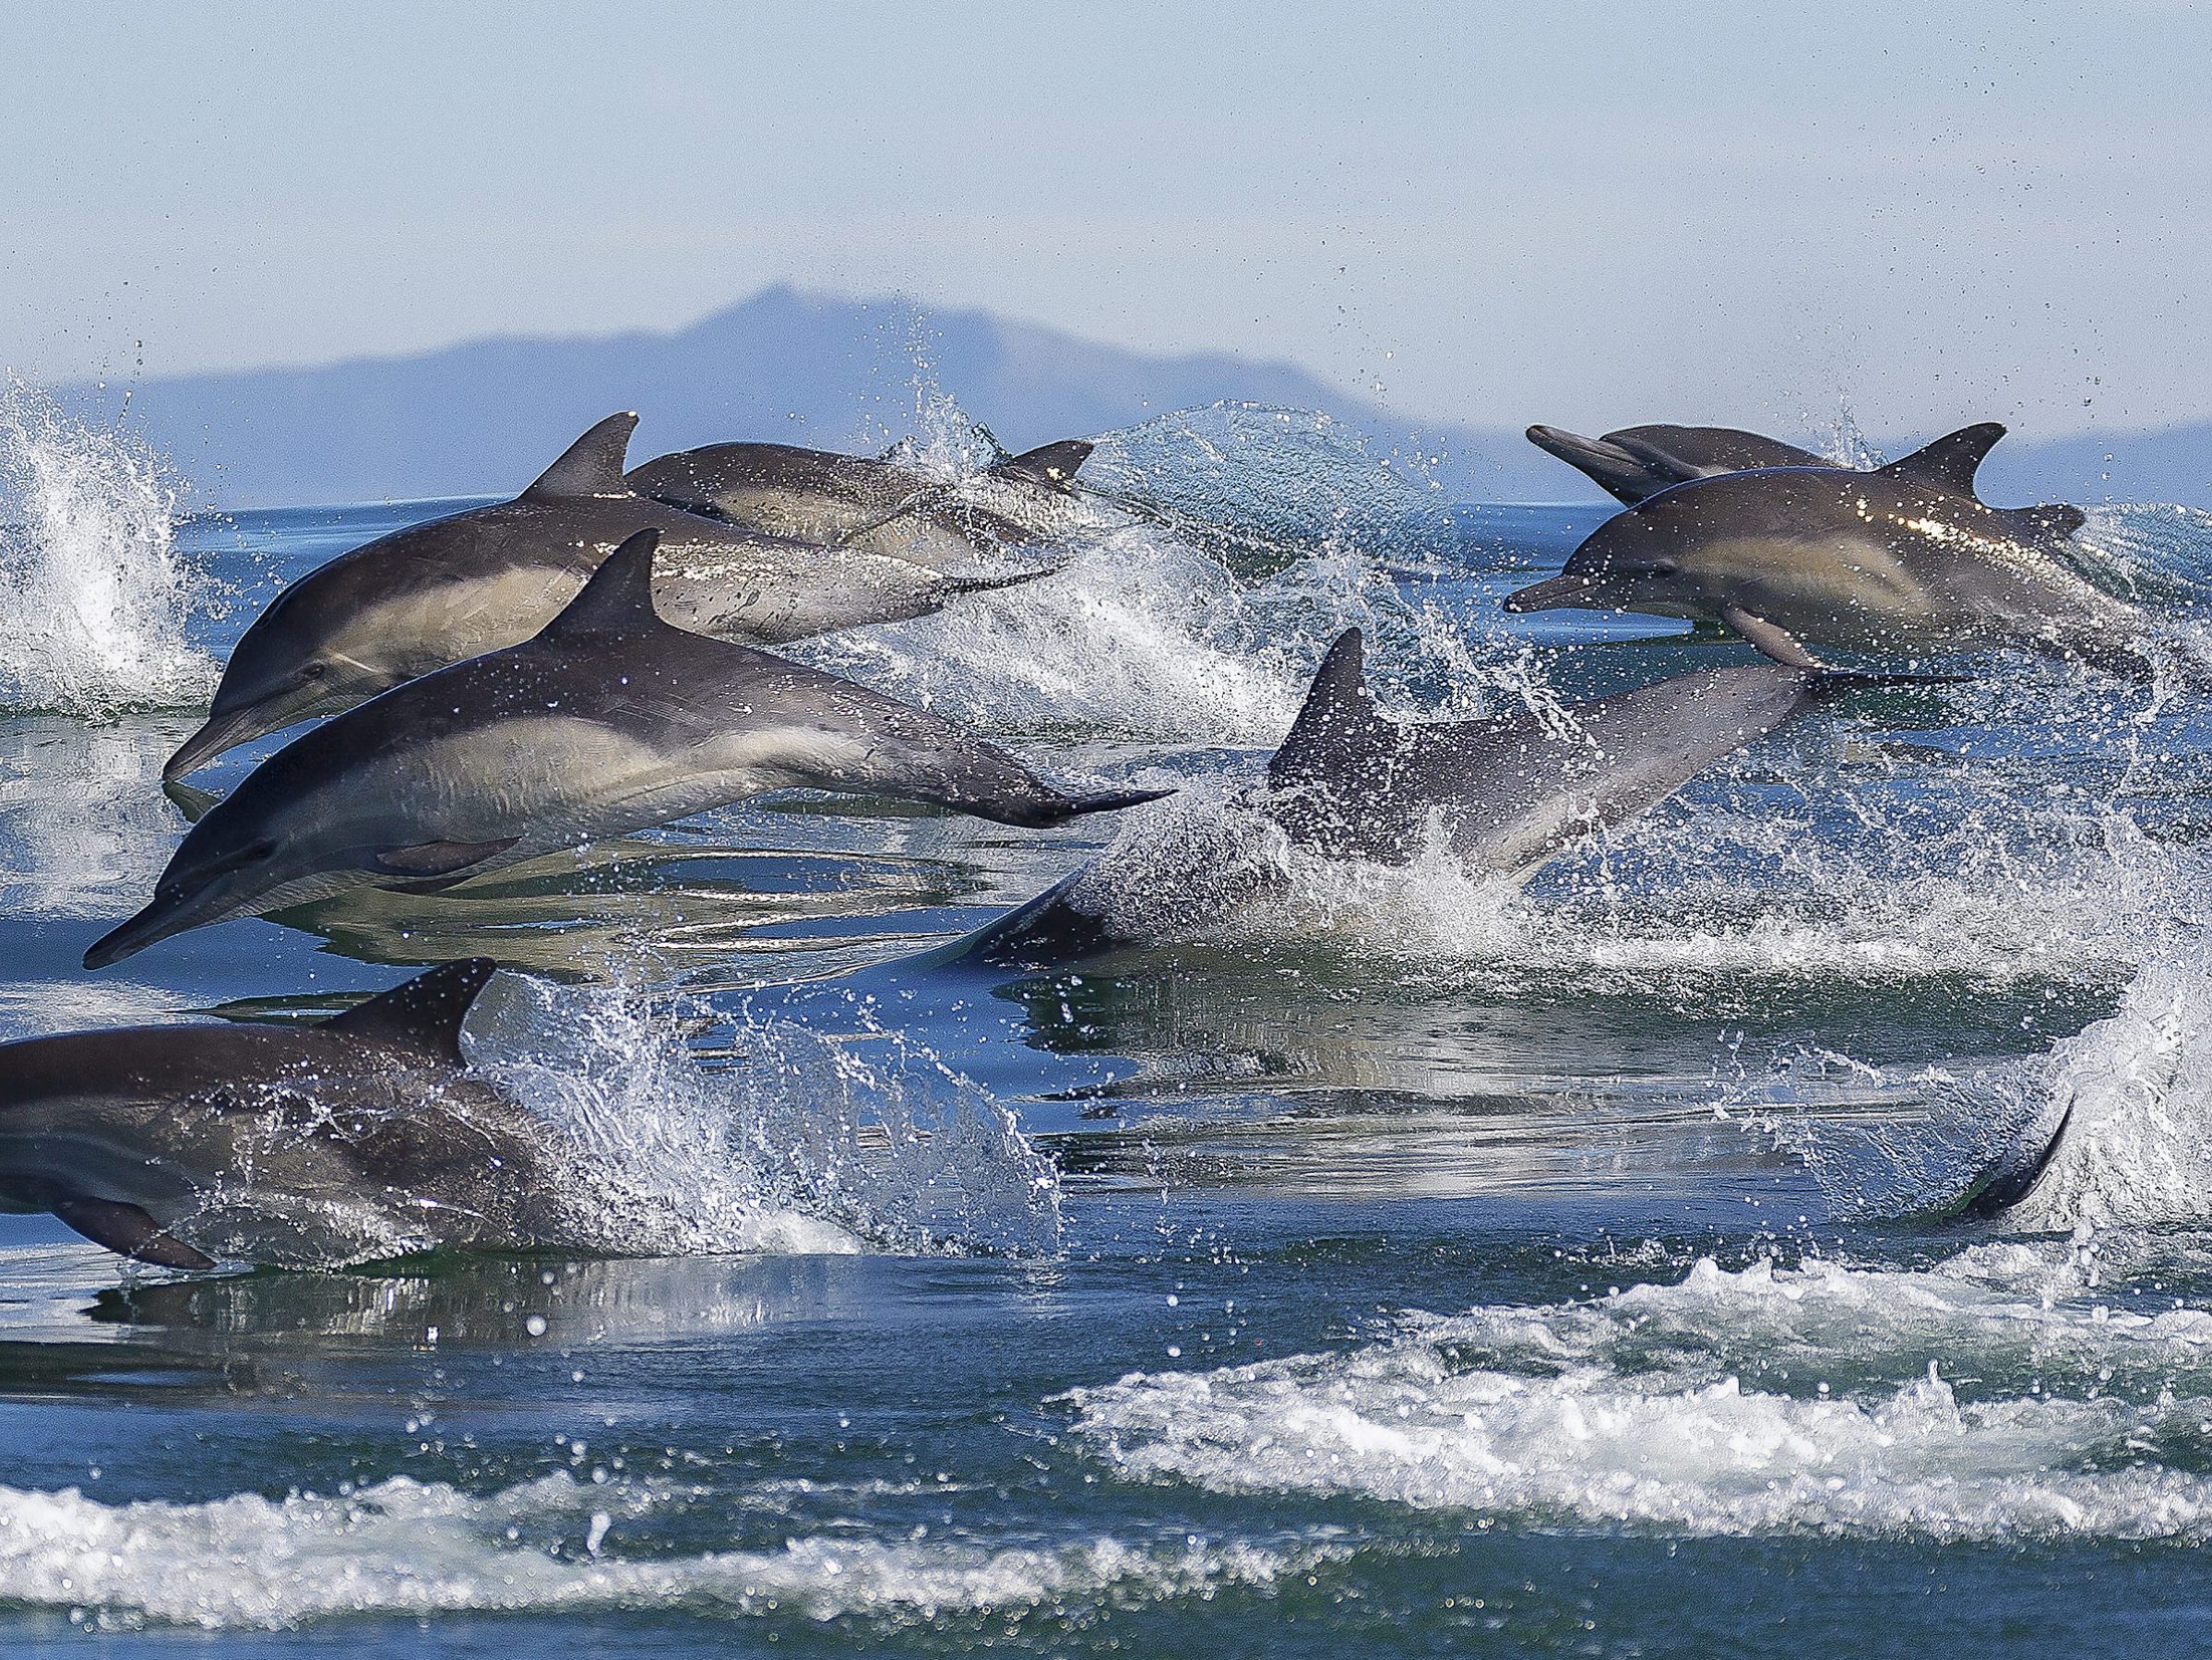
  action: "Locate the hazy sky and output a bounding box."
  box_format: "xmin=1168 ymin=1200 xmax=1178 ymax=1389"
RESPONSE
xmin=6 ymin=2 xmax=2207 ymax=440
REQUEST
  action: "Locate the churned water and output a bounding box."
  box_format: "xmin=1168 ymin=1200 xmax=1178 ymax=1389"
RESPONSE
xmin=2 ymin=386 xmax=2212 ymax=1653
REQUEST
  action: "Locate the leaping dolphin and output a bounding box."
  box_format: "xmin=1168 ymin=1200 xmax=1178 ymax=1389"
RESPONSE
xmin=965 ymin=628 xmax=1910 ymax=963
xmin=164 ymin=413 xmax=1058 ymax=781
xmin=627 ymin=436 xmax=1099 ymax=569
xmin=1527 ymin=422 xmax=1834 ymax=505
xmin=91 ymin=530 xmax=1168 ymax=967
xmin=1503 ymin=423 xmax=2125 ymax=667
xmin=0 ymin=959 xmax=574 ymax=1267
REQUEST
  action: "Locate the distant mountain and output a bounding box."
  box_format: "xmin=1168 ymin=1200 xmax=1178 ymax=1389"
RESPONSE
xmin=58 ymin=284 xmax=2212 ymax=510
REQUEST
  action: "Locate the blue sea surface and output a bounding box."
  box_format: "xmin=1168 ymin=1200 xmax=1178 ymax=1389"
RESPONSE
xmin=2 ymin=399 xmax=2212 ymax=1653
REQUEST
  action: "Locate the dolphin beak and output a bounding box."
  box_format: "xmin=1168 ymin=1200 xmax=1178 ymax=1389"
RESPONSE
xmin=163 ymin=703 xmax=273 ymax=783
xmin=83 ymin=883 xmax=233 ymax=969
xmin=1525 ymin=425 xmax=1629 ymax=470
xmin=1501 ymin=573 xmax=1599 ymax=613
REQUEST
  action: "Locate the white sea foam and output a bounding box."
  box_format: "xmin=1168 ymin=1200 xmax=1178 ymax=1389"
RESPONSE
xmin=0 ymin=383 xmax=219 ymax=715
xmin=1071 ymin=1247 xmax=2212 ymax=1541
xmin=1044 ymin=748 xmax=2196 ymax=997
xmin=0 ymin=1470 xmax=1327 ymax=1630
xmin=470 ymin=978 xmax=1063 ymax=1261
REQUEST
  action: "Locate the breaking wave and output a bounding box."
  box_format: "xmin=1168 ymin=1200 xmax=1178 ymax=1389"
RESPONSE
xmin=0 ymin=384 xmax=220 ymax=715
xmin=0 ymin=1470 xmax=1332 ymax=1630
xmin=1070 ymin=1242 xmax=2212 ymax=1542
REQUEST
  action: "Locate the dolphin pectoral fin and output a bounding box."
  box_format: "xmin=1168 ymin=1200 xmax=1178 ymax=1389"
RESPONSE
xmin=161 ymin=777 xmax=221 ymax=824
xmin=53 ymin=1197 xmax=215 ymax=1269
xmin=371 ymin=837 xmax=520 ymax=883
xmin=1877 ymin=421 xmax=2006 ymax=499
xmin=1719 ymin=604 xmax=1827 ymax=670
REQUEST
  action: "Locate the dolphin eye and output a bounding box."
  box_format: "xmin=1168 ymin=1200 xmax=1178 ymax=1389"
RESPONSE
xmin=298 ymin=662 xmax=329 ymax=682
xmin=246 ymin=840 xmax=275 ymax=863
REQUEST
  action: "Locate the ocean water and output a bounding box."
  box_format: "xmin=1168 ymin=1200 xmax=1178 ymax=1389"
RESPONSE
xmin=3 ymin=386 xmax=2212 ymax=1652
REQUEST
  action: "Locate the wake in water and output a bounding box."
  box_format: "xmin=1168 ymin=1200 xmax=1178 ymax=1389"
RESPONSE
xmin=1069 ymin=1239 xmax=2212 ymax=1542
xmin=0 ymin=383 xmax=220 ymax=715
xmin=0 ymin=1469 xmax=1335 ymax=1631
xmin=470 ymin=977 xmax=1061 ymax=1261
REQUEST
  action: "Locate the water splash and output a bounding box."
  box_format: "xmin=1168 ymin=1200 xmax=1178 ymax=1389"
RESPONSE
xmin=1070 ymin=1243 xmax=2212 ymax=1541
xmin=0 ymin=384 xmax=220 ymax=714
xmin=0 ymin=1470 xmax=1333 ymax=1630
xmin=472 ymin=978 xmax=1062 ymax=1259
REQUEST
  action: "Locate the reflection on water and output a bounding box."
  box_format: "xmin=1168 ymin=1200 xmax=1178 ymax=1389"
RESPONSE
xmin=84 ymin=1252 xmax=872 ymax=1349
xmin=0 ymin=715 xmax=199 ymax=919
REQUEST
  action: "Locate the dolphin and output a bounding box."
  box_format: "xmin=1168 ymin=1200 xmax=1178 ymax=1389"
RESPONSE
xmin=963 ymin=628 xmax=1911 ymax=963
xmin=90 ymin=530 xmax=1168 ymax=966
xmin=1944 ymin=1094 xmax=2074 ymax=1222
xmin=164 ymin=412 xmax=1057 ymax=780
xmin=1527 ymin=422 xmax=1833 ymax=504
xmin=1501 ymin=423 xmax=2123 ymax=666
xmin=627 ymin=436 xmax=1099 ymax=570
xmin=0 ymin=959 xmax=576 ymax=1267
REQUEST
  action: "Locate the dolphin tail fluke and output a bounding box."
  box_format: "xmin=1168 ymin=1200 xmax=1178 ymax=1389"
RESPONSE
xmin=53 ymin=1196 xmax=216 ymax=1269
xmin=990 ymin=439 xmax=1093 ymax=494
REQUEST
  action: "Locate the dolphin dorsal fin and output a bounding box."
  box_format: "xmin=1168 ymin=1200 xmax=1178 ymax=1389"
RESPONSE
xmin=539 ymin=529 xmax=669 ymax=639
xmin=1878 ymin=422 xmax=2006 ymax=499
xmin=522 ymin=411 xmax=639 ymax=499
xmin=1269 ymin=630 xmax=1382 ymax=786
xmin=324 ymin=957 xmax=497 ymax=1063
xmin=991 ymin=439 xmax=1093 ymax=492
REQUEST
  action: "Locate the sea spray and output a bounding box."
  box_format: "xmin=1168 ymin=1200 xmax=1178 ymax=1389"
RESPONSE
xmin=471 ymin=976 xmax=1062 ymax=1258
xmin=0 ymin=383 xmax=220 ymax=714
xmin=1068 ymin=1244 xmax=2212 ymax=1541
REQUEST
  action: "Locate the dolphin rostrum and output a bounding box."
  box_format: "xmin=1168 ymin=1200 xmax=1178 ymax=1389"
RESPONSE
xmin=91 ymin=530 xmax=1168 ymax=967
xmin=165 ymin=413 xmax=1058 ymax=780
xmin=0 ymin=959 xmax=576 ymax=1267
xmin=1527 ymin=422 xmax=1833 ymax=505
xmin=1502 ymin=423 xmax=2123 ymax=666
xmin=964 ymin=628 xmax=1909 ymax=963
xmin=627 ymin=435 xmax=1098 ymax=570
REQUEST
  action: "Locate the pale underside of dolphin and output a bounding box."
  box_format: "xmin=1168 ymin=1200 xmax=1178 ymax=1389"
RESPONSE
xmin=959 ymin=627 xmax=1890 ymax=965
xmin=165 ymin=412 xmax=1063 ymax=781
xmin=0 ymin=959 xmax=575 ymax=1268
xmin=1504 ymin=422 xmax=2129 ymax=667
xmin=626 ymin=435 xmax=1098 ymax=568
xmin=1528 ymin=421 xmax=1833 ymax=505
xmin=90 ymin=530 xmax=1169 ymax=966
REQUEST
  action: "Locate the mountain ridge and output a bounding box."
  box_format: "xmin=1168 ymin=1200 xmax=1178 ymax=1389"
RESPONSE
xmin=55 ymin=284 xmax=2212 ymax=510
